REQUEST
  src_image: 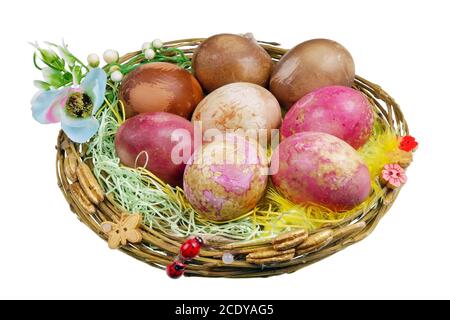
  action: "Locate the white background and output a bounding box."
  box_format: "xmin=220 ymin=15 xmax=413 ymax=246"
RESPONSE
xmin=0 ymin=0 xmax=449 ymax=300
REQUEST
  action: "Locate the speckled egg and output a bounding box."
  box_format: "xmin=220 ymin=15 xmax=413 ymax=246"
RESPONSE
xmin=281 ymin=86 xmax=374 ymax=149
xmin=271 ymin=132 xmax=371 ymax=211
xmin=183 ymin=133 xmax=268 ymax=221
xmin=119 ymin=62 xmax=204 ymax=119
xmin=191 ymin=82 xmax=282 ymax=144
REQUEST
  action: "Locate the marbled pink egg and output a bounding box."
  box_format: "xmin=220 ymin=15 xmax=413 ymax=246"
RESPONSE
xmin=271 ymin=132 xmax=371 ymax=211
xmin=281 ymin=86 xmax=374 ymax=149
xmin=183 ymin=133 xmax=268 ymax=221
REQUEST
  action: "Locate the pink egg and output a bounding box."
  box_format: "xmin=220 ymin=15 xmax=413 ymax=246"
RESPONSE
xmin=115 ymin=112 xmax=194 ymax=186
xmin=271 ymin=132 xmax=371 ymax=211
xmin=281 ymin=86 xmax=374 ymax=149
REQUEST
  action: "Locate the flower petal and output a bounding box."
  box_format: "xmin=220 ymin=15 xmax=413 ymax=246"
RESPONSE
xmin=60 ymin=106 xmax=93 ymax=128
xmin=31 ymin=88 xmax=69 ymax=124
xmin=399 ymin=174 xmax=407 ymax=184
xmin=61 ymin=116 xmax=99 ymax=143
xmin=80 ymin=68 xmax=107 ymax=113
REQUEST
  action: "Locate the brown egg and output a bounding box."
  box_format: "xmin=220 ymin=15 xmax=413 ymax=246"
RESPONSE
xmin=192 ymin=33 xmax=273 ymax=92
xmin=270 ymin=39 xmax=355 ymax=109
xmin=119 ymin=62 xmax=204 ymax=119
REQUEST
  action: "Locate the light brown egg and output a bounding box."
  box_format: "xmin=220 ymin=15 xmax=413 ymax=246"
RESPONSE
xmin=192 ymin=33 xmax=273 ymax=92
xmin=192 ymin=82 xmax=282 ymax=145
xmin=119 ymin=62 xmax=204 ymax=119
xmin=270 ymin=39 xmax=355 ymax=109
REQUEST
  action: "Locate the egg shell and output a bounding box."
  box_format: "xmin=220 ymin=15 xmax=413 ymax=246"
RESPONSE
xmin=183 ymin=133 xmax=268 ymax=221
xmin=119 ymin=62 xmax=204 ymax=119
xmin=281 ymin=86 xmax=374 ymax=149
xmin=271 ymin=132 xmax=371 ymax=211
xmin=115 ymin=112 xmax=194 ymax=187
xmin=192 ymin=82 xmax=282 ymax=144
xmin=270 ymin=39 xmax=355 ymax=108
xmin=192 ymin=33 xmax=273 ymax=92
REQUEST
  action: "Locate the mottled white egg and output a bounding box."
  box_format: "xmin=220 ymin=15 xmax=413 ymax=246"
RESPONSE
xmin=192 ymin=82 xmax=281 ymax=145
xmin=183 ymin=133 xmax=268 ymax=221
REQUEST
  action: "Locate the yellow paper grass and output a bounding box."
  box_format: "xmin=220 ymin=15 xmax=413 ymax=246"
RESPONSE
xmin=252 ymin=126 xmax=400 ymax=234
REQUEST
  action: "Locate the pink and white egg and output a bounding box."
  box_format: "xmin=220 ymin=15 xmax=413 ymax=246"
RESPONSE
xmin=183 ymin=133 xmax=268 ymax=221
xmin=271 ymin=132 xmax=371 ymax=211
xmin=281 ymin=86 xmax=374 ymax=149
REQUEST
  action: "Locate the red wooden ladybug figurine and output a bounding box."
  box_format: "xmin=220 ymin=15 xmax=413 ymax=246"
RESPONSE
xmin=180 ymin=236 xmax=204 ymax=260
xmin=166 ymin=237 xmax=205 ymax=278
xmin=166 ymin=261 xmax=186 ymax=279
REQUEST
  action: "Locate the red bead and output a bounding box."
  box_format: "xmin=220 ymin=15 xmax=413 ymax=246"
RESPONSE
xmin=399 ymin=135 xmax=418 ymax=152
xmin=166 ymin=261 xmax=186 ymax=279
xmin=180 ymin=237 xmax=203 ymax=259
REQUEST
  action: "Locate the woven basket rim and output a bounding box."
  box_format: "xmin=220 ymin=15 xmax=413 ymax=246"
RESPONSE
xmin=56 ymin=38 xmax=408 ymax=278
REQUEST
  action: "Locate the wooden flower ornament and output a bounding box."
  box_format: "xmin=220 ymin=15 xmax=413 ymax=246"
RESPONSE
xmin=380 ymin=164 xmax=407 ymax=189
xmin=101 ymin=213 xmax=143 ymax=249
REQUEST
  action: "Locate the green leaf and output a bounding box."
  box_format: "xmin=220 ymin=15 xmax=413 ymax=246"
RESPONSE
xmin=42 ymin=67 xmax=65 ymax=88
xmin=30 ymin=42 xmax=64 ymax=71
xmin=33 ymin=52 xmax=42 ymax=70
xmin=39 ymin=48 xmax=58 ymax=63
xmin=45 ymin=40 xmax=77 ymax=67
xmin=54 ymin=57 xmax=66 ymax=70
xmin=73 ymin=65 xmax=82 ymax=85
xmin=33 ymin=80 xmax=51 ymax=90
xmin=58 ymin=42 xmax=76 ymax=67
xmin=63 ymin=72 xmax=73 ymax=82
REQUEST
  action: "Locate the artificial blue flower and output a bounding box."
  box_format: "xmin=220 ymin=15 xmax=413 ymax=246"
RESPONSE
xmin=31 ymin=68 xmax=107 ymax=143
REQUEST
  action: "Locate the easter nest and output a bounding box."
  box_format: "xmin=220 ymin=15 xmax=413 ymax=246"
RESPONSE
xmin=56 ymin=38 xmax=410 ymax=278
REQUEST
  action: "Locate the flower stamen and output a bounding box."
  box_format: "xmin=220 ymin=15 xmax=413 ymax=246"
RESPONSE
xmin=65 ymin=92 xmax=93 ymax=118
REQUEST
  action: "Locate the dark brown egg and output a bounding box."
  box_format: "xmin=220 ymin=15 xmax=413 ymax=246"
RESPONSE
xmin=119 ymin=62 xmax=204 ymax=119
xmin=192 ymin=33 xmax=273 ymax=92
xmin=270 ymin=39 xmax=355 ymax=109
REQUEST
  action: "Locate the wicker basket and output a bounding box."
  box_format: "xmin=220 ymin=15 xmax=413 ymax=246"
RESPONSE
xmin=56 ymin=38 xmax=408 ymax=278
